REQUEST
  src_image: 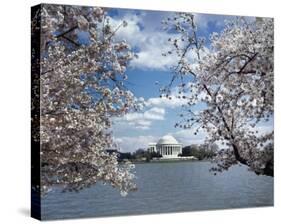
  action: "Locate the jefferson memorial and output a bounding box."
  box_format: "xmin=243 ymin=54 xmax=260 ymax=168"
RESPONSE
xmin=148 ymin=135 xmax=182 ymax=159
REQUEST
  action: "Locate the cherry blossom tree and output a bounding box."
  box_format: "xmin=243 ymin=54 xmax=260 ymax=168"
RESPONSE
xmin=32 ymin=4 xmax=138 ymax=196
xmin=162 ymin=14 xmax=273 ymax=176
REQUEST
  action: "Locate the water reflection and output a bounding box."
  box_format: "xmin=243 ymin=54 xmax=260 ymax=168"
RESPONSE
xmin=42 ymin=161 xmax=273 ymax=220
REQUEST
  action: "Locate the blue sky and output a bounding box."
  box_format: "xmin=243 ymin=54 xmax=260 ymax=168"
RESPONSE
xmin=103 ymin=8 xmax=271 ymax=152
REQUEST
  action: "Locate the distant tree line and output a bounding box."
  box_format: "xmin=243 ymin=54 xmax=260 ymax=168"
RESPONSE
xmin=107 ymin=148 xmax=162 ymax=162
xmin=179 ymin=143 xmax=218 ymax=160
xmin=107 ymin=143 xmax=218 ymax=162
xmin=118 ymin=149 xmax=162 ymax=162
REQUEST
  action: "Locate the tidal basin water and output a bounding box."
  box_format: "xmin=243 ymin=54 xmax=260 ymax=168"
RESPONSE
xmin=42 ymin=161 xmax=273 ymax=220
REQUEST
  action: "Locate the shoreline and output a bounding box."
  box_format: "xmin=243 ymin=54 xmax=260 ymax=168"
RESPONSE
xmin=120 ymin=158 xmax=211 ymax=164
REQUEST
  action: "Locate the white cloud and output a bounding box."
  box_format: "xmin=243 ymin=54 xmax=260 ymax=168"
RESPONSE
xmin=113 ymin=106 xmax=165 ymax=130
xmin=145 ymin=86 xmax=196 ymax=109
xmin=193 ymin=13 xmax=235 ymax=32
xmin=108 ymin=11 xmax=225 ymax=71
xmin=112 ymin=86 xmax=192 ymax=131
xmin=129 ymin=120 xmax=151 ymax=130
xmin=146 ymin=96 xmax=183 ymax=108
xmin=108 ymin=11 xmax=250 ymax=71
xmin=108 ymin=12 xmax=181 ymax=70
xmin=143 ymin=107 xmax=165 ymax=120
xmin=112 ymin=86 xmax=197 ymax=131
xmin=114 ymin=135 xmax=159 ymax=152
xmin=108 ymin=13 xmax=144 ymax=46
xmin=172 ymin=128 xmax=207 ymax=146
xmin=129 ymin=32 xmax=179 ymax=70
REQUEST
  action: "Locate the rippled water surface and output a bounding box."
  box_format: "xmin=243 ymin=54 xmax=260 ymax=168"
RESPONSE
xmin=42 ymin=161 xmax=273 ymax=220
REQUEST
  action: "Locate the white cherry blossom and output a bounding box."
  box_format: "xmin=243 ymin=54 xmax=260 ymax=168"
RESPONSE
xmin=163 ymin=14 xmax=273 ymax=176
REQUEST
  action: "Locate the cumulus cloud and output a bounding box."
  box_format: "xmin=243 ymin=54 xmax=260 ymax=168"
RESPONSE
xmin=129 ymin=32 xmax=180 ymax=70
xmin=194 ymin=13 xmax=230 ymax=30
xmin=129 ymin=120 xmax=152 ymax=130
xmin=144 ymin=107 xmax=165 ymax=120
xmin=107 ymin=10 xmax=251 ymax=71
xmin=107 ymin=11 xmax=228 ymax=71
xmin=112 ymin=86 xmax=197 ymax=132
xmin=194 ymin=13 xmax=255 ymax=33
xmin=114 ymin=135 xmax=159 ymax=152
xmin=108 ymin=12 xmax=181 ymax=70
xmin=113 ymin=106 xmax=165 ymax=130
xmin=145 ymin=86 xmax=199 ymax=109
xmin=108 ymin=13 xmax=143 ymax=46
xmin=172 ymin=128 xmax=207 ymax=146
xmin=146 ymin=96 xmax=184 ymax=108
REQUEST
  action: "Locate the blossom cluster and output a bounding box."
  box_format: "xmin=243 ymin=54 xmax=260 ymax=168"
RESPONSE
xmin=33 ymin=4 xmax=138 ymax=195
xmin=163 ymin=13 xmax=274 ymax=176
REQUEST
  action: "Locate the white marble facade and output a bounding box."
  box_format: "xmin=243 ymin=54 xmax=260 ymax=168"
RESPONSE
xmin=148 ymin=135 xmax=182 ymax=158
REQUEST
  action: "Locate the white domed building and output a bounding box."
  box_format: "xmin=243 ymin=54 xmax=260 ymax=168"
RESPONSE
xmin=148 ymin=135 xmax=182 ymax=159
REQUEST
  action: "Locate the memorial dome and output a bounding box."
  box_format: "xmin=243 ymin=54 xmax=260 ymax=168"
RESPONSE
xmin=157 ymin=135 xmax=179 ymax=145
